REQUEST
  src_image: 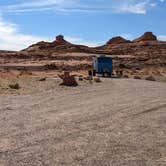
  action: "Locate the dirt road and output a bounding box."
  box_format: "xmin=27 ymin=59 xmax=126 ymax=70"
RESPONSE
xmin=0 ymin=79 xmax=166 ymax=166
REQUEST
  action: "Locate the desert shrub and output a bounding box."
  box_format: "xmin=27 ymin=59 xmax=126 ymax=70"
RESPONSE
xmin=134 ymin=76 xmax=142 ymax=79
xmin=93 ymin=77 xmax=102 ymax=83
xmin=119 ymin=64 xmax=127 ymax=68
xmin=9 ymin=83 xmax=20 ymax=89
xmin=44 ymin=64 xmax=57 ymax=70
xmin=145 ymin=75 xmax=156 ymax=81
xmin=123 ymin=75 xmax=129 ymax=78
xmin=78 ymin=76 xmax=83 ymax=81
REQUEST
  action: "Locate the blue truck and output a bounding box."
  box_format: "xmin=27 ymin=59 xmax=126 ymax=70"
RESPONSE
xmin=92 ymin=56 xmax=113 ymax=77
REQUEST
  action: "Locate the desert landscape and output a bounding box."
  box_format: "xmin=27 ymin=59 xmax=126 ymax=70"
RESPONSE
xmin=0 ymin=31 xmax=166 ymax=166
xmin=1 ymin=32 xmax=166 ymax=77
xmin=0 ymin=78 xmax=166 ymax=165
xmin=0 ymin=0 xmax=166 ymax=165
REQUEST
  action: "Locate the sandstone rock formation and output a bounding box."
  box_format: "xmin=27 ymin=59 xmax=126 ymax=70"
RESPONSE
xmin=58 ymin=71 xmax=78 ymax=86
xmin=0 ymin=32 xmax=166 ymax=75
xmin=17 ymin=32 xmax=165 ymax=58
xmin=106 ymin=36 xmax=131 ymax=44
xmin=96 ymin=32 xmax=165 ymax=56
xmin=54 ymin=35 xmax=70 ymax=45
xmin=21 ymin=35 xmax=91 ymax=55
xmin=133 ymin=32 xmax=157 ymax=42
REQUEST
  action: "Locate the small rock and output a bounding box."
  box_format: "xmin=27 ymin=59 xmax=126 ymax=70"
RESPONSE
xmin=145 ymin=75 xmax=156 ymax=81
xmin=39 ymin=77 xmax=47 ymax=81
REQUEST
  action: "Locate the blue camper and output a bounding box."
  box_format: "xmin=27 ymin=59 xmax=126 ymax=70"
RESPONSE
xmin=92 ymin=55 xmax=113 ymax=77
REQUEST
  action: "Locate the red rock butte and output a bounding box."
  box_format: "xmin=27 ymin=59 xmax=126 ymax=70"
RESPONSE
xmin=133 ymin=32 xmax=157 ymax=42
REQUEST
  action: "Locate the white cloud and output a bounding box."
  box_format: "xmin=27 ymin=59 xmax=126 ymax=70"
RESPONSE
xmin=0 ymin=15 xmax=99 ymax=51
xmin=2 ymin=0 xmax=76 ymax=13
xmin=118 ymin=2 xmax=147 ymax=14
xmin=121 ymin=34 xmax=133 ymax=40
xmin=158 ymin=35 xmax=166 ymax=41
xmin=8 ymin=0 xmax=65 ymax=8
xmin=1 ymin=0 xmax=160 ymax=14
xmin=0 ymin=16 xmax=50 ymax=51
xmin=65 ymin=36 xmax=101 ymax=47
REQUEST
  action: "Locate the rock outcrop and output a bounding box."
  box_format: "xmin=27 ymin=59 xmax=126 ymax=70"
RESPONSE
xmin=19 ymin=32 xmax=165 ymax=57
xmin=133 ymin=32 xmax=157 ymax=42
xmin=21 ymin=35 xmax=91 ymax=55
xmin=106 ymin=36 xmax=131 ymax=44
xmin=95 ymin=32 xmax=166 ymax=56
xmin=52 ymin=35 xmax=72 ymax=46
xmin=0 ymin=32 xmax=166 ymax=75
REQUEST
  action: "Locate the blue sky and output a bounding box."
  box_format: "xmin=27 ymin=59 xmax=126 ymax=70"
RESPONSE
xmin=0 ymin=0 xmax=165 ymax=50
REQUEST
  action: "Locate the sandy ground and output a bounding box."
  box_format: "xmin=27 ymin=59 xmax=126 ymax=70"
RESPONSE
xmin=0 ymin=78 xmax=166 ymax=166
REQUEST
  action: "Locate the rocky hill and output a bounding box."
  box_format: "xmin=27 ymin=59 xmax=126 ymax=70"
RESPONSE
xmin=133 ymin=32 xmax=157 ymax=42
xmin=96 ymin=32 xmax=166 ymax=55
xmin=19 ymin=32 xmax=166 ymax=57
xmin=0 ymin=32 xmax=166 ymax=75
xmin=21 ymin=35 xmax=92 ymax=56
xmin=1 ymin=32 xmax=165 ymax=58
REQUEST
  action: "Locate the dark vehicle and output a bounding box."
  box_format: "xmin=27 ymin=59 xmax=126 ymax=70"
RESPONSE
xmin=92 ymin=56 xmax=113 ymax=77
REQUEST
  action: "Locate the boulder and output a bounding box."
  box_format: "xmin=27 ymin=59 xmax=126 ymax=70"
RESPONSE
xmin=58 ymin=71 xmax=78 ymax=86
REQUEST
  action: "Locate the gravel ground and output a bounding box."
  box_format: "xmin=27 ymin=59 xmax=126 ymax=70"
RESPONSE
xmin=0 ymin=78 xmax=166 ymax=166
